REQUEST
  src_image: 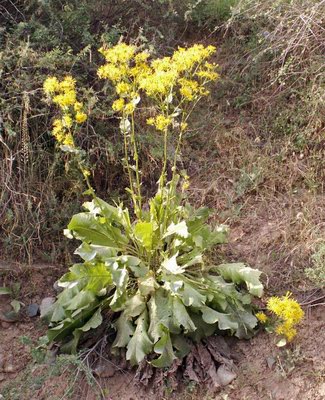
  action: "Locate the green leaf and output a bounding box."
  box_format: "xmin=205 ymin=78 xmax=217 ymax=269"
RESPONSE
xmin=217 ymin=263 xmax=264 ymax=297
xmin=68 ymin=308 xmax=103 ymax=353
xmin=112 ymin=312 xmax=135 ymax=348
xmin=124 ymin=293 xmax=146 ymax=317
xmin=0 ymin=287 xmax=12 ymax=295
xmin=139 ymin=274 xmax=159 ymax=296
xmin=10 ymin=299 xmax=22 ymax=313
xmin=151 ymin=328 xmax=176 ymax=368
xmin=172 ymin=296 xmax=196 ymax=333
xmin=163 ymin=221 xmax=189 ymax=239
xmin=75 ymin=243 xmax=117 ymax=261
xmin=126 ymin=310 xmax=153 ymax=366
xmin=66 ymin=290 xmax=95 ymax=311
xmin=68 ymin=213 xmax=127 ymax=248
xmin=201 ymin=306 xmax=239 ymax=332
xmin=60 ymin=262 xmax=113 ymax=294
xmin=180 ymin=281 xmax=206 ymax=308
xmin=148 ymin=289 xmax=173 ymax=342
xmin=134 ymin=221 xmax=154 ymax=251
xmin=161 ymin=253 xmax=185 ymax=274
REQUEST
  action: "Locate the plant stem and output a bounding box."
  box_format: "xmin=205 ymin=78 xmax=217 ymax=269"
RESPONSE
xmin=130 ymin=112 xmax=142 ymax=219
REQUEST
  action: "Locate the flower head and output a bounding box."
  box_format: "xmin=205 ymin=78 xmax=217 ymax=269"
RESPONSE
xmin=44 ymin=77 xmax=60 ymax=94
xmin=256 ymin=312 xmax=268 ymax=323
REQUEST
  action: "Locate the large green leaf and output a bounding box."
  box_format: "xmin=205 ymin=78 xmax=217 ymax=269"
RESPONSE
xmin=151 ymin=328 xmax=176 ymax=368
xmin=161 ymin=253 xmax=185 ymax=274
xmin=60 ymin=262 xmax=113 ymax=294
xmin=163 ymin=221 xmax=189 ymax=239
xmin=216 ymin=263 xmax=263 ymax=297
xmin=68 ymin=213 xmax=127 ymax=248
xmin=126 ymin=310 xmax=153 ymax=365
xmin=68 ymin=308 xmax=103 ymax=353
xmin=74 ymin=243 xmax=117 ymax=261
xmin=148 ymin=289 xmax=173 ymax=342
xmin=134 ymin=221 xmax=154 ymax=251
xmin=172 ymin=296 xmax=196 ymax=333
xmin=112 ymin=311 xmax=135 ymax=348
xmin=201 ymin=306 xmax=239 ymax=331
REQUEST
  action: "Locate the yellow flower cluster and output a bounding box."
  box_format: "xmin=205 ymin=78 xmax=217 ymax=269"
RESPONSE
xmin=147 ymin=115 xmax=172 ymax=131
xmin=267 ymin=292 xmax=304 ymax=342
xmin=43 ymin=76 xmax=87 ymax=147
xmin=97 ymin=42 xmax=220 ymax=129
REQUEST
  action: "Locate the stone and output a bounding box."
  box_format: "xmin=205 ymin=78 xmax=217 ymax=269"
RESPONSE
xmin=266 ymin=356 xmax=276 ymax=369
xmin=27 ymin=303 xmax=39 ymax=317
xmin=216 ymin=364 xmax=237 ymax=386
xmin=94 ymin=363 xmax=116 ymax=378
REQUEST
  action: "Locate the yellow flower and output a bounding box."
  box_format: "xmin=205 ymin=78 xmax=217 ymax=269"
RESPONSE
xmin=147 ymin=115 xmax=172 ymax=131
xmin=97 ymin=64 xmax=124 ymax=82
xmin=53 ymin=91 xmax=77 ymax=108
xmin=63 ymin=114 xmax=73 ymax=128
xmin=59 ymin=76 xmax=76 ymax=92
xmin=43 ymin=77 xmax=60 ymax=94
xmin=124 ymin=102 xmax=135 ymax=114
xmin=267 ymin=292 xmax=304 ymax=342
xmin=146 ymin=117 xmax=155 ymax=126
xmin=180 ymin=122 xmax=188 ymax=131
xmin=275 ymin=322 xmax=297 ymax=342
xmin=179 ymin=78 xmax=199 ymax=101
xmin=99 ymin=43 xmax=136 ymax=64
xmin=116 ymin=82 xmax=132 ymax=96
xmin=112 ymin=98 xmax=125 ymax=112
xmin=134 ymin=51 xmax=150 ymax=64
xmin=256 ymin=312 xmax=268 ymax=323
xmin=74 ymin=102 xmax=83 ymax=112
xmin=62 ymin=133 xmax=74 ymax=147
xmin=75 ymin=112 xmax=87 ymax=123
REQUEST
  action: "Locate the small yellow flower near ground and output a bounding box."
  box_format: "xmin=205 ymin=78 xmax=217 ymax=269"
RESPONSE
xmin=267 ymin=292 xmax=304 ymax=341
xmin=256 ymin=311 xmax=268 ymax=323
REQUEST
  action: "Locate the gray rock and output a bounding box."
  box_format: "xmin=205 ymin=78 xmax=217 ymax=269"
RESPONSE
xmin=216 ymin=364 xmax=237 ymax=386
xmin=27 ymin=303 xmax=39 ymax=317
xmin=266 ymin=356 xmax=276 ymax=369
xmin=94 ymin=363 xmax=116 ymax=378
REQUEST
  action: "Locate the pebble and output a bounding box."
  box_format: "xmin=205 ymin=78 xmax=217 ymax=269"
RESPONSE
xmin=1 ymin=321 xmax=11 ymax=329
xmin=216 ymin=364 xmax=237 ymax=386
xmin=27 ymin=303 xmax=39 ymax=317
xmin=94 ymin=363 xmax=116 ymax=378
